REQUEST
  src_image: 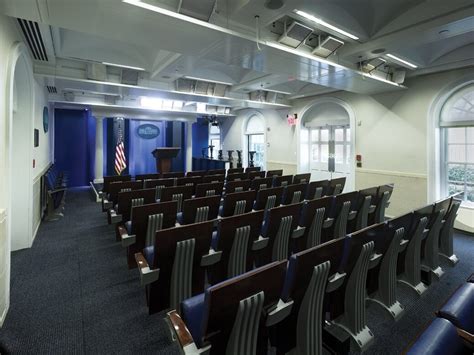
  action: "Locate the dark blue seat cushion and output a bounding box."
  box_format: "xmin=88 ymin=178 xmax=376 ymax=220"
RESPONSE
xmin=181 ymin=293 xmax=206 ymax=347
xmin=211 ymin=230 xmax=218 ymax=250
xmin=438 ymin=282 xmax=474 ymax=334
xmin=467 ymin=273 xmax=474 ymax=283
xmin=407 ymin=318 xmax=468 ymax=355
xmin=176 ymin=212 xmax=184 ymax=225
xmin=125 ymin=221 xmax=132 ymax=234
xmin=143 ymin=246 xmax=154 ymax=266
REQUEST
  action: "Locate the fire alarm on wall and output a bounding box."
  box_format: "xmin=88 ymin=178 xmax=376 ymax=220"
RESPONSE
xmin=287 ymin=113 xmax=298 ymax=126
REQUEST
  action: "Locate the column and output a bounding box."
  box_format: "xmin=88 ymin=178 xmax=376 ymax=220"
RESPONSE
xmin=186 ymin=121 xmax=193 ymax=172
xmin=94 ymin=117 xmax=104 ymax=183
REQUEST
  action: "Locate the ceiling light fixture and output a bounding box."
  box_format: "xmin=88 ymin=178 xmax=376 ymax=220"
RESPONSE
xmin=294 ymin=9 xmax=359 ymax=40
xmin=102 ymin=61 xmax=146 ymax=71
xmin=182 ymin=76 xmax=233 ymax=86
xmin=386 ymin=54 xmax=418 ymax=69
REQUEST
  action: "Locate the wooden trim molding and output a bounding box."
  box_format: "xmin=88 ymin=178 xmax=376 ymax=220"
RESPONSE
xmin=356 ymin=168 xmax=427 ymax=179
xmin=266 ymin=160 xmax=298 ymax=166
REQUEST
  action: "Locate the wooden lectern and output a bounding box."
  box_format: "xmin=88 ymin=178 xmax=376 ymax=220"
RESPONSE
xmin=152 ymin=147 xmax=181 ymax=173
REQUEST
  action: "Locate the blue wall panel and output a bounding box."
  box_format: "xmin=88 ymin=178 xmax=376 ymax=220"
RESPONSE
xmin=192 ymin=117 xmax=209 ymax=158
xmin=129 ymin=120 xmax=165 ymax=175
xmin=54 ymin=109 xmax=95 ymax=187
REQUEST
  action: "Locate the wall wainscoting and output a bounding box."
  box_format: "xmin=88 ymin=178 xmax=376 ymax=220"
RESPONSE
xmin=355 ymin=168 xmax=428 ymax=218
xmin=266 ymin=160 xmax=298 ymax=175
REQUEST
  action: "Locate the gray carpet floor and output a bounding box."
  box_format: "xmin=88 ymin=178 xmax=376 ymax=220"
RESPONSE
xmin=0 ymin=187 xmax=473 ymax=354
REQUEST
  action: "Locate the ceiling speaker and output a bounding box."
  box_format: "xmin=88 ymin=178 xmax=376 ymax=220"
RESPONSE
xmin=265 ymin=0 xmax=284 ymax=10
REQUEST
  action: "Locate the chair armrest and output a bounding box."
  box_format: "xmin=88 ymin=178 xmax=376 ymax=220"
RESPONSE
xmin=457 ymin=327 xmax=474 ymax=344
xmin=266 ymin=299 xmax=294 ymax=326
xmin=48 ymin=187 xmax=67 ymax=194
xmin=167 ymin=310 xmax=195 ymax=348
xmin=323 ymin=218 xmax=334 ymax=228
xmin=252 ymin=236 xmax=269 ymax=251
xmin=291 ymin=226 xmax=306 ymax=239
xmin=201 ymin=249 xmax=222 ymax=267
xmin=399 ymin=239 xmax=409 ymax=252
xmin=109 ymin=209 xmax=122 ymax=224
xmin=369 ymin=252 xmax=382 ymax=269
xmin=118 ymin=225 xmax=136 ymax=247
xmin=348 ymin=211 xmax=357 ymax=220
xmin=326 ymin=272 xmax=346 ymax=293
xmin=368 ymin=205 xmax=376 ymax=213
xmin=103 ymin=199 xmax=113 ymax=210
xmin=135 ymin=252 xmax=160 ymax=286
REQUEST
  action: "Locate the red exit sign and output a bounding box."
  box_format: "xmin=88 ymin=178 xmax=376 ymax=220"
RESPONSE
xmin=287 ymin=113 xmax=298 ymax=126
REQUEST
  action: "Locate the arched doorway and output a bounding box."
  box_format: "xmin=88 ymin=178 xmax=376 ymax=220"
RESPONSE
xmin=6 ymin=43 xmax=34 ymax=251
xmin=298 ymin=98 xmax=355 ymax=192
xmin=242 ymin=112 xmax=266 ymax=169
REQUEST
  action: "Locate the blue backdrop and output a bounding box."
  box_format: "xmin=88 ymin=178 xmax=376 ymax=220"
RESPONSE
xmin=54 ymin=109 xmax=95 ymax=187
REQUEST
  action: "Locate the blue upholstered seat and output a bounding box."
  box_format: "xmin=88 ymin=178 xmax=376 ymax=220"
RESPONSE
xmin=176 ymin=212 xmax=184 ymax=225
xmin=211 ymin=230 xmax=218 ymax=250
xmin=125 ymin=221 xmax=132 ymax=234
xmin=438 ymin=282 xmax=474 ymax=334
xmin=181 ymin=293 xmax=206 ymax=348
xmin=143 ymin=246 xmax=154 ymax=265
xmin=407 ymin=318 xmax=469 ymax=355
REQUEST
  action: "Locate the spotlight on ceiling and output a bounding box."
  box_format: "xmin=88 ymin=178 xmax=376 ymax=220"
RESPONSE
xmin=265 ymin=0 xmax=284 ymax=10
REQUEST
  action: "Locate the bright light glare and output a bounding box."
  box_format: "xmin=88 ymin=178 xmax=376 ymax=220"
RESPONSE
xmin=386 ymin=54 xmax=418 ymax=69
xmin=294 ymin=10 xmax=359 ymax=40
xmin=140 ymin=97 xmax=162 ymax=109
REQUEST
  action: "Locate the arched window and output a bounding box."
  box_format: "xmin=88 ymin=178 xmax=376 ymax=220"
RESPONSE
xmin=245 ymin=114 xmax=265 ymax=168
xmin=440 ymin=83 xmax=474 ymax=206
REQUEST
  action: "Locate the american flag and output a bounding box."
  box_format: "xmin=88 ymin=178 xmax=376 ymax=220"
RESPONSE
xmin=115 ymin=119 xmax=127 ymax=175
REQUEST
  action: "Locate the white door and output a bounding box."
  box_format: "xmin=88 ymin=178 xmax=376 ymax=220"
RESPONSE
xmin=309 ymin=125 xmax=351 ymax=189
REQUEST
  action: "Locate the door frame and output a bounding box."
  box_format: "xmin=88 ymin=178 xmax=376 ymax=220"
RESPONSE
xmin=297 ymin=97 xmax=356 ymax=191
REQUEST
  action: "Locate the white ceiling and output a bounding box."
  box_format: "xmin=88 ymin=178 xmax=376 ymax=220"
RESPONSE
xmin=0 ymin=0 xmax=473 ymax=114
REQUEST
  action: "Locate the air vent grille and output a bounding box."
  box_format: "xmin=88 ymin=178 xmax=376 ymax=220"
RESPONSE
xmin=278 ymin=21 xmax=313 ymax=48
xmin=17 ymin=18 xmax=48 ymax=61
xmin=175 ymin=78 xmax=229 ymax=97
xmin=46 ymin=86 xmax=57 ymax=94
xmin=312 ymin=36 xmax=344 ymax=58
xmin=179 ymin=0 xmax=215 ymax=21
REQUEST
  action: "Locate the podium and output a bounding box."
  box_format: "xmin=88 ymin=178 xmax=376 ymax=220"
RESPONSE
xmin=152 ymin=147 xmax=181 ymax=173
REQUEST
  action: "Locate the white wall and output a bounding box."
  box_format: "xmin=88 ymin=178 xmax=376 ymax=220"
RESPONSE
xmin=0 ymin=14 xmax=53 ymax=326
xmin=220 ymin=108 xmax=298 ymax=174
xmin=292 ymin=67 xmax=474 ymax=230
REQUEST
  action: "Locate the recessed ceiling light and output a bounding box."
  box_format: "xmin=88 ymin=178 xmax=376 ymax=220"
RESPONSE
xmin=294 ymin=9 xmax=359 ymax=40
xmin=386 ymin=54 xmax=418 ymax=69
xmin=102 ymin=61 xmax=146 ymax=71
xmin=182 ymin=75 xmax=233 ymax=86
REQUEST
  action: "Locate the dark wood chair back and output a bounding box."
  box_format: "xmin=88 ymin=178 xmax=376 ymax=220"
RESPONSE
xmin=135 ymin=173 xmax=162 ymax=183
xmin=117 ymin=188 xmax=156 ymax=222
xmin=225 ymin=179 xmax=251 ymax=193
xmin=208 ymin=169 xmax=226 ymax=175
xmin=202 ymin=174 xmax=225 ymax=184
xmin=202 ymin=261 xmax=287 ymax=354
xmin=181 ymin=195 xmax=221 ymax=225
xmin=149 ymin=221 xmax=214 ymax=313
xmin=306 ymin=179 xmax=329 ymax=200
xmin=250 ymin=177 xmax=273 ymax=191
xmin=187 ymin=170 xmax=207 ymax=177
xmin=210 ymin=210 xmax=265 ymax=284
xmin=254 ymin=186 xmax=284 ymax=211
xmin=227 ymin=172 xmax=247 ymax=182
xmin=273 ymin=175 xmax=294 ymax=187
xmin=195 ymin=182 xmax=224 ymax=197
xmin=144 ymin=178 xmax=175 ymax=189
xmin=266 ymin=169 xmax=283 ymax=177
xmin=108 ymin=181 xmax=143 ymax=204
xmin=162 ymin=171 xmax=185 ymax=178
xmin=281 ymin=183 xmax=307 ymax=205
xmin=245 ymin=167 xmax=261 ymax=173
xmin=126 ymin=201 xmax=178 ymax=267
xmin=293 ymin=173 xmax=311 ymax=184
xmin=227 ymin=168 xmax=244 ymax=174
xmin=328 ymin=177 xmax=346 ymax=195
xmin=221 ymin=190 xmax=256 ymax=217
xmin=247 ymin=171 xmax=266 ymax=180
xmin=103 ymin=175 xmax=131 ymax=193
xmin=160 ymin=185 xmax=194 ymax=211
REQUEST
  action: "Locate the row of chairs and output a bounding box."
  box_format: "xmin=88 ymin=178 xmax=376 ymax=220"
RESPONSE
xmin=44 ymin=165 xmax=67 ymax=221
xmin=407 ymin=276 xmax=474 ymax=353
xmin=112 ymin=183 xmax=393 ymax=313
xmin=163 ymin=194 xmax=462 ymax=354
xmin=106 ymin=176 xmax=349 ymax=225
